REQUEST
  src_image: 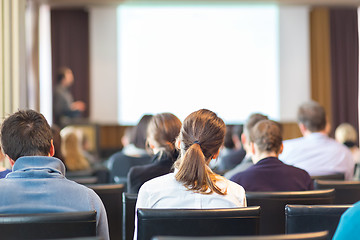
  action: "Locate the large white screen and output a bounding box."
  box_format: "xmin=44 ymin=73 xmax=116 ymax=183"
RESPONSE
xmin=117 ymin=4 xmax=279 ymax=124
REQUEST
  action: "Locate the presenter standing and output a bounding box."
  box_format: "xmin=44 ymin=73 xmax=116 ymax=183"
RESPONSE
xmin=53 ymin=67 xmax=86 ymax=128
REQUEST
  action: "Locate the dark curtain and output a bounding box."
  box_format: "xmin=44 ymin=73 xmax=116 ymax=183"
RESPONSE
xmin=51 ymin=9 xmax=90 ymax=120
xmin=329 ymin=8 xmax=359 ymax=140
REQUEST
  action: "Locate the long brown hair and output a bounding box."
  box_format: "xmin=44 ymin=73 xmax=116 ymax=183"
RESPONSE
xmin=146 ymin=113 xmax=182 ymax=159
xmin=174 ymin=109 xmax=226 ymax=195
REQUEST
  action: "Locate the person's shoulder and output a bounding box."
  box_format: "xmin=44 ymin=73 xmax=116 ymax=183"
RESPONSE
xmin=283 ymin=136 xmax=305 ymax=146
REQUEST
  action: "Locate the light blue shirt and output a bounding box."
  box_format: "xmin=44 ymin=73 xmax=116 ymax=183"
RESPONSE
xmin=280 ymin=132 xmax=354 ymax=180
xmin=333 ymin=202 xmax=358 ymax=239
xmin=0 ymin=156 xmax=109 ymax=240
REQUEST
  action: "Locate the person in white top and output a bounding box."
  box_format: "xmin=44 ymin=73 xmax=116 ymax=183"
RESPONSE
xmin=280 ymin=101 xmax=354 ymax=180
xmin=134 ymin=109 xmax=246 ymax=239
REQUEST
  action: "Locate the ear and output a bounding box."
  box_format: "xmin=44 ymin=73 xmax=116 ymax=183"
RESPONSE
xmin=278 ymin=143 xmax=284 ymax=154
xmin=49 ymin=139 xmax=55 ymax=157
xmin=6 ymin=155 xmax=15 ymax=167
xmin=250 ymin=142 xmax=256 ymax=155
xmin=212 ymin=148 xmax=221 ymax=159
xmin=298 ymin=123 xmax=306 ymax=135
xmin=241 ymin=133 xmax=246 ymax=145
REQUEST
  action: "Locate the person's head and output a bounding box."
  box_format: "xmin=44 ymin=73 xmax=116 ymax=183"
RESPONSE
xmin=174 ymin=109 xmax=226 ymax=195
xmin=61 ymin=127 xmax=89 ymax=171
xmin=249 ymin=120 xmax=283 ymax=163
xmin=57 ymin=67 xmax=74 ymax=87
xmin=335 ymin=123 xmax=358 ymax=147
xmin=131 ymin=114 xmax=153 ymax=149
xmin=297 ymin=101 xmax=327 ymax=134
xmin=231 ymin=125 xmax=243 ymax=149
xmin=51 ymin=124 xmax=64 ymax=162
xmin=242 ymin=113 xmax=268 ymax=153
xmin=223 ymin=125 xmax=235 ymax=149
xmin=0 ymin=109 xmax=54 ymax=163
xmin=146 ymin=113 xmax=181 ymax=157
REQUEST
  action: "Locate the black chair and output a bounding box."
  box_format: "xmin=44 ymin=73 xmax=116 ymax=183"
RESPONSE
xmin=246 ymin=189 xmax=335 ymax=235
xmin=285 ymin=204 xmax=351 ymax=240
xmin=88 ymin=184 xmax=125 ymax=240
xmin=137 ymin=207 xmax=261 ymax=240
xmin=314 ymin=180 xmax=360 ymax=204
xmin=151 ymin=231 xmax=329 ymax=240
xmin=311 ymin=173 xmax=345 ymax=181
xmin=123 ymin=193 xmax=138 ymax=240
xmin=0 ymin=211 xmax=96 ymax=240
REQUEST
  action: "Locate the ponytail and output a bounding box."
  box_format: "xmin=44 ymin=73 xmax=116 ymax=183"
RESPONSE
xmin=175 ymin=142 xmax=226 ymax=195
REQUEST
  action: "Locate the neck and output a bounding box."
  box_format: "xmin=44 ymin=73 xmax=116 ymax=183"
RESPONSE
xmin=252 ymin=152 xmax=278 ymax=164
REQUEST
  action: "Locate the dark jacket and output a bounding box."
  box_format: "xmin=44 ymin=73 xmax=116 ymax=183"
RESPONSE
xmin=230 ymin=157 xmax=314 ymax=192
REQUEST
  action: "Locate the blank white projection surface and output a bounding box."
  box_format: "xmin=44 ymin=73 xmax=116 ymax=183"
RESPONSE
xmin=117 ymin=5 xmax=279 ymax=124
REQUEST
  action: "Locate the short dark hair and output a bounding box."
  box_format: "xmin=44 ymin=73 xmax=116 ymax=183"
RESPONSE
xmin=297 ymin=101 xmax=326 ymax=132
xmin=57 ymin=67 xmax=71 ymax=83
xmin=131 ymin=114 xmax=153 ymax=149
xmin=250 ymin=120 xmax=282 ymax=153
xmin=244 ymin=113 xmax=269 ymax=138
xmin=0 ymin=110 xmax=52 ymax=160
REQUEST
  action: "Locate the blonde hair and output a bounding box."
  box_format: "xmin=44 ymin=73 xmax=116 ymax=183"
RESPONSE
xmin=335 ymin=123 xmax=358 ymax=144
xmin=174 ymin=109 xmax=226 ymax=195
xmin=61 ymin=127 xmax=90 ymax=171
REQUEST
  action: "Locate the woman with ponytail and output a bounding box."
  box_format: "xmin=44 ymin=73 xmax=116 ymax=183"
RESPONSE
xmin=135 ymin=109 xmax=246 ymax=216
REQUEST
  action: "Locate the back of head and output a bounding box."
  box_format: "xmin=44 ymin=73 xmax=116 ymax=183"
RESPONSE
xmin=146 ymin=113 xmax=181 ymax=157
xmin=335 ymin=123 xmax=358 ymax=144
xmin=131 ymin=114 xmax=153 ymax=149
xmin=61 ymin=128 xmax=89 ymax=171
xmin=244 ymin=113 xmax=269 ymax=138
xmin=250 ymin=120 xmax=282 ymax=154
xmin=0 ymin=110 xmax=52 ymax=161
xmin=297 ymin=101 xmax=326 ymax=132
xmin=224 ymin=125 xmax=235 ymax=149
xmin=175 ymin=109 xmax=226 ymax=195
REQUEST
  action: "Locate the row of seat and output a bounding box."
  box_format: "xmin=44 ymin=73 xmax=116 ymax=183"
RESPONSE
xmin=89 ymin=182 xmax=360 ymax=240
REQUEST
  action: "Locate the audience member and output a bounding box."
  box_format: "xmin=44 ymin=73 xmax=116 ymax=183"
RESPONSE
xmin=280 ymin=101 xmax=354 ymax=180
xmin=127 ymin=113 xmax=181 ymax=193
xmin=107 ymin=115 xmax=153 ymax=184
xmin=61 ymin=127 xmax=91 ymax=172
xmin=335 ymin=123 xmax=360 ymax=164
xmin=211 ymin=125 xmax=246 ymax=174
xmin=0 ymin=109 xmax=108 ymax=239
xmin=224 ymin=113 xmax=268 ymax=179
xmin=51 ymin=124 xmax=64 ymax=162
xmin=53 ymin=67 xmax=86 ymax=128
xmin=135 ymin=109 xmax=246 ymax=238
xmin=333 ymin=201 xmax=360 ymax=239
xmin=0 ymin=146 xmax=11 ymax=178
xmin=231 ymin=120 xmax=313 ymax=191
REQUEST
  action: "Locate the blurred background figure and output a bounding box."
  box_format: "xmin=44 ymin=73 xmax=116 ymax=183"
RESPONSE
xmin=127 ymin=112 xmax=181 ymax=193
xmin=61 ymin=127 xmax=90 ymax=172
xmin=51 ymin=124 xmax=64 ymax=162
xmin=0 ymin=146 xmax=11 ymax=178
xmin=53 ymin=67 xmax=86 ymax=128
xmin=106 ymin=114 xmax=153 ymax=185
xmin=335 ymin=123 xmax=360 ymax=164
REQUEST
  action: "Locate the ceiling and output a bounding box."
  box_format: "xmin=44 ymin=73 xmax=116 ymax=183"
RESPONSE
xmin=31 ymin=0 xmax=360 ymax=8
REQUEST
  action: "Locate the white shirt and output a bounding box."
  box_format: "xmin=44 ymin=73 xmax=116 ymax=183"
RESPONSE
xmin=134 ymin=171 xmax=246 ymax=239
xmin=280 ymin=132 xmax=355 ymax=180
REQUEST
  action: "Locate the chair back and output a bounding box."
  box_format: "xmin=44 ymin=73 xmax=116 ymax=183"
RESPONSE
xmin=152 ymin=230 xmax=329 ymax=240
xmin=311 ymin=173 xmax=345 ymax=181
xmin=0 ymin=211 xmax=96 ymax=239
xmin=314 ymin=180 xmax=360 ymax=204
xmin=137 ymin=207 xmax=260 ymax=240
xmin=123 ymin=193 xmax=138 ymax=240
xmin=246 ymin=189 xmax=335 ymax=235
xmin=88 ymin=184 xmax=125 ymax=240
xmin=285 ymin=204 xmax=351 ymax=240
